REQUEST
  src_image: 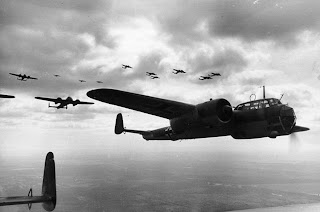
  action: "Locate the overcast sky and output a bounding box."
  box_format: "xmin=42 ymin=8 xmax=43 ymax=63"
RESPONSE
xmin=1 ymin=0 xmax=320 ymax=157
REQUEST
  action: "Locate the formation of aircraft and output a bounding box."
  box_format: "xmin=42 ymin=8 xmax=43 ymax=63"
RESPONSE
xmin=122 ymin=64 xmax=132 ymax=69
xmin=0 ymin=94 xmax=15 ymax=98
xmin=0 ymin=152 xmax=56 ymax=211
xmin=35 ymin=96 xmax=94 ymax=109
xmin=172 ymin=69 xmax=186 ymax=74
xmin=9 ymin=73 xmax=38 ymax=81
xmin=87 ymin=86 xmax=308 ymax=141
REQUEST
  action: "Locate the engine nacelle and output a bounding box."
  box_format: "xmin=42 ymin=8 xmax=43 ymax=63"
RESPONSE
xmin=196 ymin=98 xmax=233 ymax=126
xmin=169 ymin=98 xmax=232 ymax=133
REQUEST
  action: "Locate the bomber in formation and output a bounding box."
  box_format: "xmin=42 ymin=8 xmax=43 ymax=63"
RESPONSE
xmin=87 ymin=86 xmax=308 ymax=141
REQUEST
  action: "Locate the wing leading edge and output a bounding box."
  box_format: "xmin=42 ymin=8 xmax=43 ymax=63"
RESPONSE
xmin=87 ymin=88 xmax=195 ymax=119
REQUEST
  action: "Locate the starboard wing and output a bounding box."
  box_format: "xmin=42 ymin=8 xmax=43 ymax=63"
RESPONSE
xmin=9 ymin=73 xmax=20 ymax=77
xmin=87 ymin=88 xmax=195 ymax=119
xmin=0 ymin=94 xmax=15 ymax=98
xmin=35 ymin=97 xmax=61 ymax=103
xmin=77 ymin=101 xmax=94 ymax=105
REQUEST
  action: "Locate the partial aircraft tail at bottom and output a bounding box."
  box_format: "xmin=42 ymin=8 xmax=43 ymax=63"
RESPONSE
xmin=0 ymin=152 xmax=56 ymax=211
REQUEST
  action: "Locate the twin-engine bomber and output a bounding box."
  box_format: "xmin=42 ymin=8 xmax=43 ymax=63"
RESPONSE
xmin=87 ymin=88 xmax=309 ymax=140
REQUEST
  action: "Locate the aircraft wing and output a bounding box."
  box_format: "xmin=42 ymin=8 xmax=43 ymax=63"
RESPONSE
xmin=87 ymin=89 xmax=195 ymax=119
xmin=9 ymin=73 xmax=20 ymax=77
xmin=0 ymin=94 xmax=15 ymax=98
xmin=29 ymin=76 xmax=38 ymax=80
xmin=291 ymin=125 xmax=309 ymax=133
xmin=77 ymin=101 xmax=94 ymax=105
xmin=35 ymin=97 xmax=61 ymax=103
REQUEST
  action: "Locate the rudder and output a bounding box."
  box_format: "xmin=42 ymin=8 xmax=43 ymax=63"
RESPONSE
xmin=41 ymin=152 xmax=56 ymax=211
xmin=115 ymin=113 xmax=125 ymax=134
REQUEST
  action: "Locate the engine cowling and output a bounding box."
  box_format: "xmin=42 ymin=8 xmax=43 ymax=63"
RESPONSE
xmin=196 ymin=98 xmax=233 ymax=126
xmin=169 ymin=98 xmax=233 ymax=133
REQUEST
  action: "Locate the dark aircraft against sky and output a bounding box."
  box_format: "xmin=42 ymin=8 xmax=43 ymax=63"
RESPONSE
xmin=79 ymin=80 xmax=86 ymax=83
xmin=122 ymin=64 xmax=133 ymax=69
xmin=172 ymin=69 xmax=186 ymax=74
xmin=146 ymin=72 xmax=157 ymax=76
xmin=96 ymin=81 xmax=103 ymax=83
xmin=150 ymin=75 xmax=159 ymax=79
xmin=209 ymin=73 xmax=221 ymax=76
xmin=35 ymin=96 xmax=94 ymax=109
xmin=87 ymin=86 xmax=309 ymax=141
xmin=53 ymin=74 xmax=60 ymax=77
xmin=0 ymin=94 xmax=15 ymax=98
xmin=0 ymin=152 xmax=56 ymax=211
xmin=9 ymin=73 xmax=38 ymax=81
xmin=199 ymin=75 xmax=213 ymax=80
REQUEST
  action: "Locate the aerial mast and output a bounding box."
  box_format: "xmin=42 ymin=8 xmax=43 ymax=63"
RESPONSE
xmin=263 ymin=85 xmax=265 ymax=99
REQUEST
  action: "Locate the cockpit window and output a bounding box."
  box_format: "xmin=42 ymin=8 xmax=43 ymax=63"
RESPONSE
xmin=235 ymin=98 xmax=281 ymax=110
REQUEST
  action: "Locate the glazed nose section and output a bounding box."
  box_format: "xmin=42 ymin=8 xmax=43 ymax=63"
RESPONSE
xmin=280 ymin=105 xmax=296 ymax=133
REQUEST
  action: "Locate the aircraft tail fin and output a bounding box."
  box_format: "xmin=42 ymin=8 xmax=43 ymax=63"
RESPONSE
xmin=41 ymin=152 xmax=56 ymax=211
xmin=0 ymin=152 xmax=56 ymax=211
xmin=115 ymin=113 xmax=149 ymax=135
xmin=115 ymin=113 xmax=125 ymax=134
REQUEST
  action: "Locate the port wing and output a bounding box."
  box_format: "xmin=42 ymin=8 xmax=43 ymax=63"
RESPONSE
xmin=87 ymin=88 xmax=195 ymax=119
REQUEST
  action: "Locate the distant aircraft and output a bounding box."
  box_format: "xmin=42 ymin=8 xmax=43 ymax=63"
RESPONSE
xmin=0 ymin=94 xmax=15 ymax=98
xmin=53 ymin=75 xmax=60 ymax=77
xmin=150 ymin=76 xmax=159 ymax=79
xmin=87 ymin=86 xmax=308 ymax=141
xmin=35 ymin=96 xmax=94 ymax=109
xmin=146 ymin=72 xmax=157 ymax=76
xmin=96 ymin=81 xmax=103 ymax=83
xmin=199 ymin=76 xmax=213 ymax=80
xmin=79 ymin=80 xmax=86 ymax=83
xmin=172 ymin=69 xmax=186 ymax=74
xmin=209 ymin=73 xmax=221 ymax=76
xmin=122 ymin=64 xmax=132 ymax=69
xmin=9 ymin=73 xmax=38 ymax=81
xmin=0 ymin=152 xmax=56 ymax=211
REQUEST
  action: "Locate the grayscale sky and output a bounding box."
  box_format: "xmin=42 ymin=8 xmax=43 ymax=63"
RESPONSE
xmin=1 ymin=0 xmax=320 ymax=157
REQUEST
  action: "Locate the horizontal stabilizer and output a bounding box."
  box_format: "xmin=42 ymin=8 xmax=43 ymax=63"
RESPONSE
xmin=114 ymin=113 xmax=149 ymax=136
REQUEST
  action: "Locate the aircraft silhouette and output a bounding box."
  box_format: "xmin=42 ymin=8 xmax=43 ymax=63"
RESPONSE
xmin=96 ymin=81 xmax=103 ymax=83
xmin=53 ymin=74 xmax=60 ymax=77
xmin=150 ymin=75 xmax=159 ymax=79
xmin=79 ymin=80 xmax=86 ymax=83
xmin=209 ymin=73 xmax=221 ymax=76
xmin=87 ymin=86 xmax=309 ymax=141
xmin=122 ymin=64 xmax=132 ymax=69
xmin=146 ymin=72 xmax=157 ymax=76
xmin=0 ymin=94 xmax=15 ymax=98
xmin=199 ymin=75 xmax=213 ymax=80
xmin=172 ymin=69 xmax=186 ymax=74
xmin=9 ymin=73 xmax=38 ymax=81
xmin=0 ymin=152 xmax=56 ymax=211
xmin=35 ymin=96 xmax=94 ymax=109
